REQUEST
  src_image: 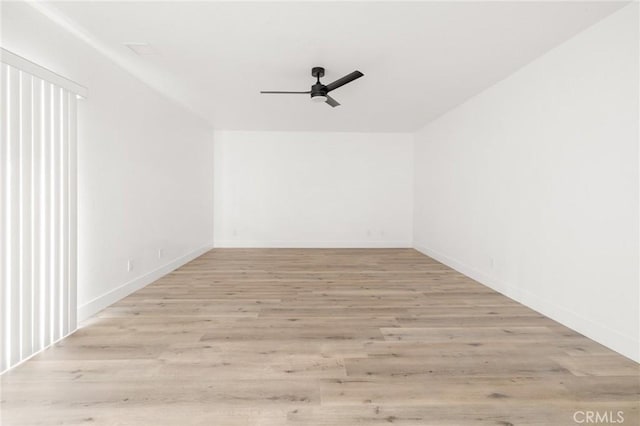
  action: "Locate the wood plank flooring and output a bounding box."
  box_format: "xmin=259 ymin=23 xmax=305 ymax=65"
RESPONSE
xmin=1 ymin=248 xmax=638 ymax=425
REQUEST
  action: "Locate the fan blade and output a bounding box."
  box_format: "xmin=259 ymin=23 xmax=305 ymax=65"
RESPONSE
xmin=325 ymin=71 xmax=364 ymax=92
xmin=325 ymin=95 xmax=340 ymax=107
xmin=260 ymin=91 xmax=311 ymax=94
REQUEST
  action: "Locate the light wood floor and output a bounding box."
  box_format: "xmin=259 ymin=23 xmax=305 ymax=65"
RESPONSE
xmin=1 ymin=249 xmax=638 ymax=425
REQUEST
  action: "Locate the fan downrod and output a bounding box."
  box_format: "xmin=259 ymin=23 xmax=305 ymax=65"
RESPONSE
xmin=311 ymin=67 xmax=325 ymax=79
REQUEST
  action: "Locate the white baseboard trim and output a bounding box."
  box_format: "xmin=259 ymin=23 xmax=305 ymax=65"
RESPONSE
xmin=213 ymin=240 xmax=412 ymax=248
xmin=77 ymin=244 xmax=213 ymax=322
xmin=413 ymin=244 xmax=640 ymax=363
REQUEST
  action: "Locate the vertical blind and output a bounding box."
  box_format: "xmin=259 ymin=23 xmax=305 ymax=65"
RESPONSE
xmin=1 ymin=49 xmax=86 ymax=373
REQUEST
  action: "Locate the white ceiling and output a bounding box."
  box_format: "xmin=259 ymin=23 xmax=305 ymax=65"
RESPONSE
xmin=48 ymin=1 xmax=626 ymax=132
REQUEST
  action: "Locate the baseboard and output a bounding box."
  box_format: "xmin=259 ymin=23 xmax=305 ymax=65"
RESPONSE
xmin=213 ymin=240 xmax=412 ymax=248
xmin=77 ymin=244 xmax=213 ymax=322
xmin=413 ymin=244 xmax=640 ymax=363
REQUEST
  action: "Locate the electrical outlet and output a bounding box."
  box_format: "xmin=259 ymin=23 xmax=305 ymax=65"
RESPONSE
xmin=127 ymin=260 xmax=133 ymax=272
xmin=158 ymin=248 xmax=163 ymax=259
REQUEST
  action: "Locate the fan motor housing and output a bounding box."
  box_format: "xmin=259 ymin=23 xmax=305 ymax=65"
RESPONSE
xmin=311 ymin=82 xmax=327 ymax=98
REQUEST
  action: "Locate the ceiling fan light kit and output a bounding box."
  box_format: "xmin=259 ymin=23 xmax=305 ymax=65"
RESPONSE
xmin=261 ymin=66 xmax=364 ymax=108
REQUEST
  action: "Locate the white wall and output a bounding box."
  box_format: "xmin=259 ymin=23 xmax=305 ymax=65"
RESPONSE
xmin=413 ymin=4 xmax=639 ymax=361
xmin=214 ymin=131 xmax=413 ymax=247
xmin=1 ymin=2 xmax=215 ymax=320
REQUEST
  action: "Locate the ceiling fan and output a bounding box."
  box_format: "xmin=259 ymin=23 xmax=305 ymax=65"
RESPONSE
xmin=260 ymin=67 xmax=364 ymax=107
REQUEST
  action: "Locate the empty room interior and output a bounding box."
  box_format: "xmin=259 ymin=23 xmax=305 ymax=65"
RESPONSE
xmin=0 ymin=0 xmax=639 ymax=425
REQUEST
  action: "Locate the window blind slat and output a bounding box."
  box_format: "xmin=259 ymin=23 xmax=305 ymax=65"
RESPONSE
xmin=68 ymin=94 xmax=77 ymax=331
xmin=20 ymin=72 xmax=34 ymax=359
xmin=8 ymin=66 xmax=21 ymax=366
xmin=41 ymin=81 xmax=52 ymax=351
xmin=32 ymin=77 xmax=43 ymax=353
xmin=61 ymin=90 xmax=69 ymax=336
xmin=50 ymin=86 xmax=61 ymax=342
xmin=1 ymin=64 xmax=10 ymax=372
